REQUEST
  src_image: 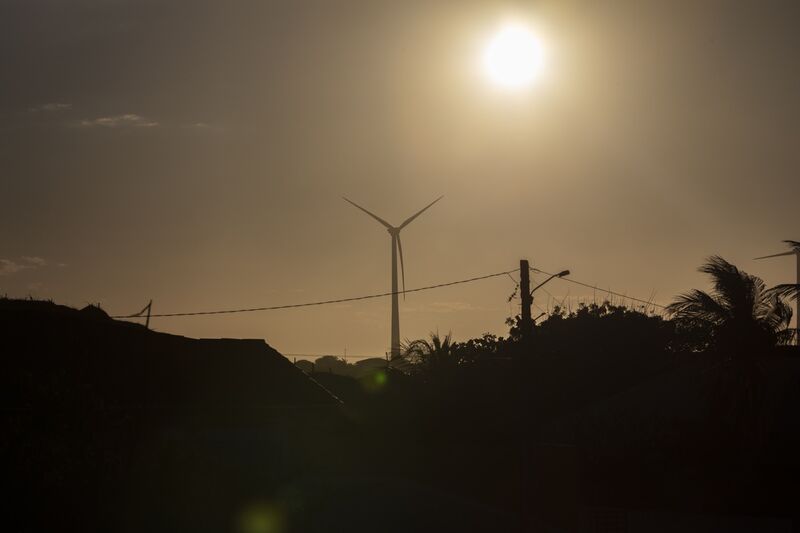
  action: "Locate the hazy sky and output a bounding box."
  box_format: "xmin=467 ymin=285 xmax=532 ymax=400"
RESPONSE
xmin=2 ymin=0 xmax=798 ymax=356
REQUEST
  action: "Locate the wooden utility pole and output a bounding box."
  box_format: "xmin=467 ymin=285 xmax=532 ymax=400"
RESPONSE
xmin=520 ymin=259 xmax=533 ymax=338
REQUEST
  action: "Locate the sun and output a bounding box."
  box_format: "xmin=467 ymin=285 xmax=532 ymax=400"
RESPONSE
xmin=482 ymin=23 xmax=543 ymax=90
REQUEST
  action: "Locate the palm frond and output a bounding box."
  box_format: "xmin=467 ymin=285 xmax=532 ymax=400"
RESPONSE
xmin=761 ymin=296 xmax=793 ymax=332
xmin=699 ymin=256 xmax=768 ymax=320
xmin=768 ymin=283 xmax=799 ymax=302
xmin=673 ymin=256 xmax=791 ymax=352
xmin=667 ymin=289 xmax=728 ymax=324
xmin=776 ymin=328 xmax=798 ymax=346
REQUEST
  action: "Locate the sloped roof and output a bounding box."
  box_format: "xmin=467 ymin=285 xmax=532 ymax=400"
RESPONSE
xmin=1 ymin=299 xmax=339 ymax=409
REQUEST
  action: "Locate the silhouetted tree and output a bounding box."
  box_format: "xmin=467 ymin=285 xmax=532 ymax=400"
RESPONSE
xmin=521 ymin=301 xmax=674 ymax=359
xmin=667 ymin=256 xmax=793 ymax=352
xmin=451 ymin=333 xmax=507 ymax=365
xmin=667 ymin=256 xmax=794 ymax=444
xmin=314 ymin=355 xmax=350 ymax=375
xmin=401 ymin=332 xmax=455 ymax=377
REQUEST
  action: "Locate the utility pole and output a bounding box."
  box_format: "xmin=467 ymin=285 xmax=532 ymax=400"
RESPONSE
xmin=520 ymin=259 xmax=533 ymax=338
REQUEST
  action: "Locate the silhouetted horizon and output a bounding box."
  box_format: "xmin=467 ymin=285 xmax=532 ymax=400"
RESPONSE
xmin=4 ymin=2 xmax=800 ymax=530
xmin=3 ymin=0 xmax=799 ymax=355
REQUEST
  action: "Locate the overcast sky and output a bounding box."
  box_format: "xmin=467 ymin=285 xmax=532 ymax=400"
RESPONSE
xmin=2 ymin=0 xmax=798 ymax=355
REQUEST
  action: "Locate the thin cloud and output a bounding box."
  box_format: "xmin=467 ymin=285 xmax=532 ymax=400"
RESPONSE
xmin=403 ymin=302 xmax=486 ymax=313
xmin=183 ymin=121 xmax=226 ymax=133
xmin=21 ymin=256 xmax=46 ymax=267
xmin=0 ymin=256 xmax=48 ymax=276
xmin=30 ymin=102 xmax=72 ymax=112
xmin=79 ymin=114 xmax=159 ymax=128
xmin=0 ymin=260 xmax=27 ymax=276
xmin=434 ymin=301 xmax=479 ymax=312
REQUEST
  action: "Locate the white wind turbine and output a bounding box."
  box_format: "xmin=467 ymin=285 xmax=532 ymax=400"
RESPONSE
xmin=344 ymin=196 xmax=443 ymax=358
xmin=755 ymin=240 xmax=800 ymax=345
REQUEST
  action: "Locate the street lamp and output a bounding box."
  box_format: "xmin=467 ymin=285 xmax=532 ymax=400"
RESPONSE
xmin=519 ymin=261 xmax=569 ymax=338
xmin=530 ymin=270 xmax=570 ymax=295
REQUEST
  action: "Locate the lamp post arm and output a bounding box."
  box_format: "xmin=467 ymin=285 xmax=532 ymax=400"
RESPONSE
xmin=529 ymin=269 xmax=570 ymax=296
xmin=530 ymin=274 xmax=558 ymax=295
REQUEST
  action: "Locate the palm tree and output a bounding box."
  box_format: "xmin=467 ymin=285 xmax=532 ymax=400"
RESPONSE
xmin=667 ymin=256 xmax=794 ymax=445
xmin=667 ymin=256 xmax=793 ymax=352
xmin=400 ymin=331 xmax=455 ymax=376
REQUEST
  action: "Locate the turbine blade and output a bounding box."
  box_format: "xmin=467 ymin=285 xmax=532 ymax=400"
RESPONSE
xmin=398 ymin=195 xmax=443 ymax=230
xmin=397 ymin=234 xmax=406 ymax=300
xmin=342 ymin=197 xmax=393 ymax=229
xmin=754 ymin=251 xmax=795 ymax=260
xmin=782 ymin=240 xmax=800 ymax=252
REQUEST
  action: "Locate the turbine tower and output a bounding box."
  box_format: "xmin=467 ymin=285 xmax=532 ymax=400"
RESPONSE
xmin=755 ymin=240 xmax=800 ymax=346
xmin=344 ymin=196 xmax=443 ymax=358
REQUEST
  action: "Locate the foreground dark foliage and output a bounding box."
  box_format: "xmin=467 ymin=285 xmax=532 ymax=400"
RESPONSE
xmin=2 ymin=257 xmax=799 ymax=532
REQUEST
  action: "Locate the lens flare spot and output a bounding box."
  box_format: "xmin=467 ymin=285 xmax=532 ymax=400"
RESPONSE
xmin=361 ymin=369 xmax=388 ymax=393
xmin=237 ymin=503 xmax=286 ymax=533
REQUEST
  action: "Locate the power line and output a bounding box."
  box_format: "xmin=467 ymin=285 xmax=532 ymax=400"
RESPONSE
xmin=285 ymin=353 xmax=384 ymax=360
xmin=113 ymin=263 xmax=667 ymax=321
xmin=526 ymin=272 xmax=547 ymax=315
xmin=537 ymin=284 xmax=557 ymax=306
xmin=113 ymin=269 xmax=516 ymax=319
xmin=530 ymin=267 xmax=667 ymax=310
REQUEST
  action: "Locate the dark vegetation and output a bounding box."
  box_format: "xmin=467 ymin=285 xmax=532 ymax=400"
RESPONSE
xmin=2 ymin=256 xmax=799 ymax=532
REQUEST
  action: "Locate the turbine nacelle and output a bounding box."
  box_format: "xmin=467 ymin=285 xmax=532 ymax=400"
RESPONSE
xmin=343 ymin=195 xmax=443 ymax=297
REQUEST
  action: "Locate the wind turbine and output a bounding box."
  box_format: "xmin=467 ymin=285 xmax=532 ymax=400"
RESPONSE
xmin=344 ymin=195 xmax=443 ymax=358
xmin=755 ymin=240 xmax=800 ymax=345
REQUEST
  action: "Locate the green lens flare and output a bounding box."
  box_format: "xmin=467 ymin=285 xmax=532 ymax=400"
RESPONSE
xmin=237 ymin=503 xmax=286 ymax=533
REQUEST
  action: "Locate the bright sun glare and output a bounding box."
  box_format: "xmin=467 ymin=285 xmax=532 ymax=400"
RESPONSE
xmin=482 ymin=23 xmax=543 ymax=90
